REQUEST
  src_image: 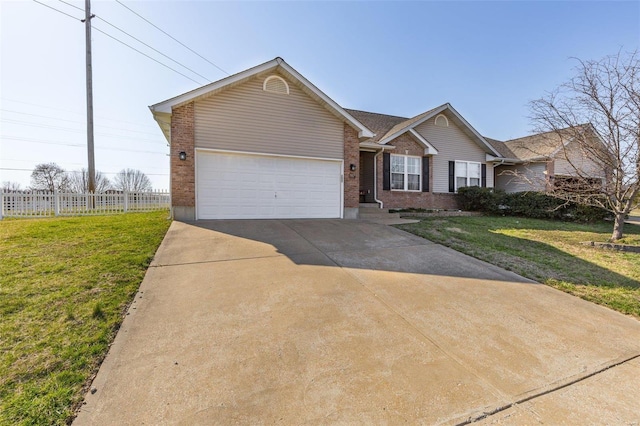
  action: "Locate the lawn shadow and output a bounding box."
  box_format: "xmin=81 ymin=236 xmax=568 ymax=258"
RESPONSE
xmin=396 ymin=217 xmax=640 ymax=290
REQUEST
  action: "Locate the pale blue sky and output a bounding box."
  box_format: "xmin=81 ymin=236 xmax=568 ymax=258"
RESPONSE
xmin=1 ymin=0 xmax=638 ymax=190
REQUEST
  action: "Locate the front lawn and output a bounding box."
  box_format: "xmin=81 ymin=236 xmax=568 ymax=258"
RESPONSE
xmin=0 ymin=212 xmax=171 ymax=425
xmin=397 ymin=217 xmax=640 ymax=319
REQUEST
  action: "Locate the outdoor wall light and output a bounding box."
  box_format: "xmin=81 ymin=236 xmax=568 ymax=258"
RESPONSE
xmin=179 ymin=151 xmax=187 ymax=161
xmin=350 ymin=163 xmax=356 ymax=171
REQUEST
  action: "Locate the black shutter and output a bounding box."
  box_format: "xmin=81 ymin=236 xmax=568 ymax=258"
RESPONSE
xmin=481 ymin=164 xmax=487 ymax=187
xmin=422 ymin=156 xmax=429 ymax=192
xmin=448 ymin=161 xmax=455 ymax=192
xmin=383 ymin=152 xmax=390 ymax=191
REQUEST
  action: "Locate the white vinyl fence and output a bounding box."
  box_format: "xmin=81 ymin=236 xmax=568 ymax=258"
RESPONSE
xmin=0 ymin=190 xmax=170 ymax=219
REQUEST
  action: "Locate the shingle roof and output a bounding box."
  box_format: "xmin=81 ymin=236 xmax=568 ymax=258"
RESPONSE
xmin=344 ymin=109 xmax=408 ymax=143
xmin=485 ymin=125 xmax=594 ymax=161
xmin=378 ymin=106 xmax=442 ymax=142
xmin=483 ymin=137 xmax=517 ymax=158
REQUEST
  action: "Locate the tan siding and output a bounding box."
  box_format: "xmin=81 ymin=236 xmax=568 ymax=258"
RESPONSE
xmin=553 ymin=141 xmax=606 ymax=177
xmin=414 ymin=117 xmax=493 ymax=192
xmin=194 ymin=73 xmax=344 ymax=159
xmin=495 ymin=163 xmax=547 ymax=193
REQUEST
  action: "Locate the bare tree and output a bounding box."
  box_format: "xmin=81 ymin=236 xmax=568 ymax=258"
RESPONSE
xmin=30 ymin=163 xmax=70 ymax=193
xmin=1 ymin=181 xmax=22 ymax=192
xmin=113 ymin=168 xmax=152 ymax=192
xmin=529 ymin=49 xmax=639 ymax=241
xmin=68 ymin=168 xmax=111 ymax=193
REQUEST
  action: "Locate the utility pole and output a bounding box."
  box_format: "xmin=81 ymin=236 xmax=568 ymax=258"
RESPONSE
xmin=83 ymin=0 xmax=96 ymax=193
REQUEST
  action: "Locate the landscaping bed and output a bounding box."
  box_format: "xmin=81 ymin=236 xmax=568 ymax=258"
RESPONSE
xmin=0 ymin=212 xmax=171 ymax=425
xmin=397 ymin=216 xmax=640 ymax=319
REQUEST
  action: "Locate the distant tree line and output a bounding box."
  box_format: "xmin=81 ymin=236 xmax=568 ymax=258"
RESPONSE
xmin=2 ymin=163 xmax=153 ymax=193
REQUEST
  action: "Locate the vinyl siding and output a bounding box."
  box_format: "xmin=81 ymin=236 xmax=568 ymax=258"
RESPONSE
xmin=414 ymin=117 xmax=493 ymax=193
xmin=495 ymin=163 xmax=547 ymax=193
xmin=553 ymin=141 xmax=605 ymax=178
xmin=194 ymin=73 xmax=344 ymax=159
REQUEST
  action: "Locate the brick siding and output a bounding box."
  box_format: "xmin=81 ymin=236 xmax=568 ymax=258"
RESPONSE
xmin=344 ymin=124 xmax=360 ymax=208
xmin=170 ymin=102 xmax=195 ymax=207
xmin=376 ymin=134 xmax=461 ymax=210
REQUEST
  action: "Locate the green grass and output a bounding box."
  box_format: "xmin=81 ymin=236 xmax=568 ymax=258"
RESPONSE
xmin=397 ymin=217 xmax=640 ymax=318
xmin=0 ymin=212 xmax=171 ymax=425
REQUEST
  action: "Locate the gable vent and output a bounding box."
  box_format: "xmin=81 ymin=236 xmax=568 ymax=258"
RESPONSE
xmin=435 ymin=114 xmax=449 ymax=127
xmin=263 ymin=75 xmax=290 ymax=95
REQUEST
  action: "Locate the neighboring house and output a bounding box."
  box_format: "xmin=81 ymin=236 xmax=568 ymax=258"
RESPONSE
xmin=149 ymin=57 xmax=604 ymax=221
xmin=486 ymin=126 xmax=608 ymax=194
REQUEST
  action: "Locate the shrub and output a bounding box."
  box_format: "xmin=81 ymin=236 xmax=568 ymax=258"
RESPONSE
xmin=457 ymin=187 xmax=505 ymax=214
xmin=458 ymin=187 xmax=609 ymax=222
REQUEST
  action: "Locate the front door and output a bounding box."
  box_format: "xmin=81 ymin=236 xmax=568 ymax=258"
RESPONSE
xmin=359 ymin=152 xmax=376 ymax=203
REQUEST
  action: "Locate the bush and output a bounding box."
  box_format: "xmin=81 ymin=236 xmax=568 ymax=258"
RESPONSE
xmin=458 ymin=187 xmax=610 ymax=223
xmin=457 ymin=187 xmax=504 ymax=214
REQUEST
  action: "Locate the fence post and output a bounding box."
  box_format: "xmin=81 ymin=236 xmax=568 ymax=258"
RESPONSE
xmin=124 ymin=191 xmax=129 ymax=212
xmin=54 ymin=191 xmax=60 ymax=216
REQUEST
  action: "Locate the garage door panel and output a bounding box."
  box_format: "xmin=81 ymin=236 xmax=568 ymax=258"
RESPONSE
xmin=196 ymin=151 xmax=341 ymax=219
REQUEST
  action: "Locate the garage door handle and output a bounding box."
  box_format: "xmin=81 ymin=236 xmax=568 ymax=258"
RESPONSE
xmin=274 ymin=192 xmax=277 ymax=198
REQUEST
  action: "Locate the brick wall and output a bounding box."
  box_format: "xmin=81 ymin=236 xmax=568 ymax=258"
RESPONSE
xmin=376 ymin=134 xmax=461 ymax=210
xmin=170 ymin=102 xmax=195 ymax=208
xmin=344 ymin=124 xmax=360 ymax=209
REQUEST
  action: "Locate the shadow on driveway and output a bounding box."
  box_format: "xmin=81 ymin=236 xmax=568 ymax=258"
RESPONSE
xmin=74 ymin=219 xmax=640 ymax=425
xmin=165 ymin=219 xmax=535 ymax=283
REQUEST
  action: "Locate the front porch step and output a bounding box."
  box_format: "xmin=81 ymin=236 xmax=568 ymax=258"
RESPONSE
xmin=358 ymin=207 xmax=400 ymax=220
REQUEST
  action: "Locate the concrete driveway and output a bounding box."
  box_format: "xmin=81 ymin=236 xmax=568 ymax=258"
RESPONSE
xmin=74 ymin=219 xmax=640 ymax=425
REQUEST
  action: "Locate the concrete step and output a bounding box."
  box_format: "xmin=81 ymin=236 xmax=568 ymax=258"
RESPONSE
xmin=358 ymin=208 xmax=400 ymax=220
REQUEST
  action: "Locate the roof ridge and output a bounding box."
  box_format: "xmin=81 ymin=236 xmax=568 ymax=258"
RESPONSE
xmin=345 ymin=108 xmax=409 ymax=120
xmin=504 ymin=124 xmax=591 ymax=144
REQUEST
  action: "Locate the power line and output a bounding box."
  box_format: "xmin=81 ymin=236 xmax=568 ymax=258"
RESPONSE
xmin=95 ymin=16 xmax=211 ymax=83
xmin=1 ymin=118 xmax=164 ymax=144
xmin=115 ymin=0 xmax=229 ymax=76
xmin=0 ymin=167 xmax=168 ymax=176
xmin=3 ymin=157 xmax=169 ymax=171
xmin=57 ymin=0 xmax=83 ymax=11
xmin=31 ymin=1 xmax=206 ymax=85
xmin=1 ymin=109 xmax=163 ymax=137
xmin=32 ymin=0 xmax=81 ymax=21
xmin=0 ymin=98 xmax=159 ymax=130
xmin=1 ymin=136 xmax=168 ymax=155
xmin=92 ymin=26 xmax=204 ymax=85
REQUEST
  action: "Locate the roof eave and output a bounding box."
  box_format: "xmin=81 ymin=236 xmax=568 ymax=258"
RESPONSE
xmin=149 ymin=57 xmax=374 ymax=141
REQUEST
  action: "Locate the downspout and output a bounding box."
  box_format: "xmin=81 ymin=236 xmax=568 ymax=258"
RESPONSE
xmin=373 ymin=147 xmax=386 ymax=209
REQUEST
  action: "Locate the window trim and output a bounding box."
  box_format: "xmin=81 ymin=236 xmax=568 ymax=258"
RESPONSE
xmin=454 ymin=160 xmax=481 ymax=192
xmin=390 ymin=154 xmax=422 ymax=192
xmin=263 ymin=75 xmax=290 ymax=94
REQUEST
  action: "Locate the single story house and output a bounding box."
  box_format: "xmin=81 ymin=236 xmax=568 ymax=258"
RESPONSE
xmin=486 ymin=126 xmax=608 ymax=193
xmin=150 ymin=57 xmax=606 ymax=221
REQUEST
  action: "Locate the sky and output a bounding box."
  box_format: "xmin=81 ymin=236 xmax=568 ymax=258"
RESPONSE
xmin=1 ymin=0 xmax=638 ymax=191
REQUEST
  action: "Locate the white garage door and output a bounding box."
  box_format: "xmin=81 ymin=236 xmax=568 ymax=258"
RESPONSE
xmin=196 ymin=151 xmax=342 ymax=219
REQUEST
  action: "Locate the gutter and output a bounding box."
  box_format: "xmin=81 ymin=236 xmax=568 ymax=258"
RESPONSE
xmin=373 ymin=147 xmax=387 ymax=209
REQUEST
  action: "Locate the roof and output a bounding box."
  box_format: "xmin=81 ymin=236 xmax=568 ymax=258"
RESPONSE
xmin=378 ymin=106 xmax=441 ymax=143
xmin=150 ymin=57 xmax=374 ymax=143
xmin=503 ymin=125 xmax=595 ymax=161
xmin=350 ymin=104 xmax=501 ymax=157
xmin=345 ymin=109 xmax=408 ymax=143
xmin=484 ymin=137 xmax=518 ymax=158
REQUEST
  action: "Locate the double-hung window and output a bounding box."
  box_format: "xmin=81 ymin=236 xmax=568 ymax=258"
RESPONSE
xmin=455 ymin=161 xmax=481 ymax=190
xmin=391 ymin=155 xmax=421 ymax=191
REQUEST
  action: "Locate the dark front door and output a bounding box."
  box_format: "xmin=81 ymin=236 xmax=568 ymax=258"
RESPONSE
xmin=359 ymin=152 xmax=376 ymax=203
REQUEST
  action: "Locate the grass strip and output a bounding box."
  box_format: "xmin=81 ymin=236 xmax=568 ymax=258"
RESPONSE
xmin=0 ymin=212 xmax=171 ymax=425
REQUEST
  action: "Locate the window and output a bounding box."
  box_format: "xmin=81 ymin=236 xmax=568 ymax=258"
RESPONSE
xmin=391 ymin=155 xmax=421 ymax=191
xmin=455 ymin=161 xmax=481 ymax=190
